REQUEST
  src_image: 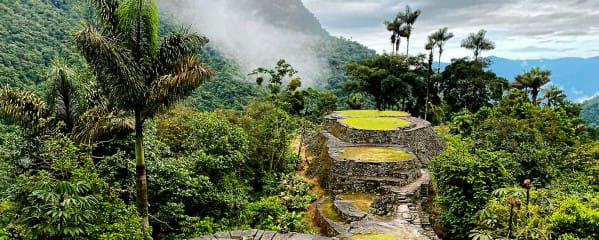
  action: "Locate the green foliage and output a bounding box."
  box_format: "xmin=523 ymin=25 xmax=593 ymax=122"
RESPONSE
xmin=441 ymin=58 xmax=508 ymax=113
xmin=302 ymin=88 xmax=338 ymax=122
xmin=581 ymin=95 xmax=599 ymax=127
xmin=471 ymin=187 xmax=552 ymax=240
xmin=223 ymin=101 xmax=298 ymax=176
xmin=431 ymin=136 xmax=511 ymax=239
xmin=240 ymin=174 xmax=314 ymax=233
xmin=155 ymin=105 xmax=199 ymax=153
xmin=0 ymin=0 xmax=85 ymax=89
xmin=2 ymin=134 xmax=144 ymax=239
xmin=345 ymin=54 xmax=426 ymax=112
xmin=249 ymin=59 xmax=305 ymax=114
xmin=549 ymin=195 xmax=599 ymax=239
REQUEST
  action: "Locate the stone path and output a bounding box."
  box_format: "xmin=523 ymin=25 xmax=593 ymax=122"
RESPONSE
xmin=311 ymin=111 xmax=444 ymax=240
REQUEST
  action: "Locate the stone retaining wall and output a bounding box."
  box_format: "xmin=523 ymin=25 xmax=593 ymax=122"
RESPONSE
xmin=328 ymin=170 xmax=421 ymax=194
xmin=331 ymin=158 xmax=419 ymax=178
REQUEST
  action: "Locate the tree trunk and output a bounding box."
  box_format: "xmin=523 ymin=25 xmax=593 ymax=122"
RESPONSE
xmin=406 ymin=37 xmax=410 ymax=56
xmin=508 ymin=204 xmax=514 ymax=238
xmin=437 ymin=49 xmax=442 ymax=74
xmin=532 ymin=88 xmax=539 ymax=105
xmin=426 ymin=50 xmax=433 ymax=121
xmin=134 ymin=111 xmax=150 ymax=232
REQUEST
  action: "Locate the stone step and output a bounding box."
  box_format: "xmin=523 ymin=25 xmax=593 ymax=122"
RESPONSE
xmin=333 ymin=200 xmax=367 ymax=223
xmin=381 ymin=169 xmax=431 ymax=195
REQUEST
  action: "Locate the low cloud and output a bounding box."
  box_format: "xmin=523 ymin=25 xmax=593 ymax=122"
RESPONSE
xmin=160 ymin=0 xmax=327 ymax=87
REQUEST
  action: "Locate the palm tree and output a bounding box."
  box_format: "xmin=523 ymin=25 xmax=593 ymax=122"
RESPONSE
xmin=397 ymin=5 xmax=421 ymax=56
xmin=431 ymin=27 xmax=454 ymax=73
xmin=0 ymin=58 xmax=133 ymax=142
xmin=424 ymin=35 xmax=435 ymax=121
xmin=45 ymin=57 xmax=80 ymax=134
xmin=541 ymin=85 xmax=566 ymax=107
xmin=385 ymin=18 xmax=403 ymax=54
xmin=73 ymin=0 xmax=214 ymax=230
xmin=461 ymin=29 xmax=495 ymax=61
xmin=511 ymin=67 xmax=551 ymax=105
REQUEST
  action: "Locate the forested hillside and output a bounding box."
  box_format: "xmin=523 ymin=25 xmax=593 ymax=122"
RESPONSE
xmin=0 ymin=0 xmax=86 ymax=89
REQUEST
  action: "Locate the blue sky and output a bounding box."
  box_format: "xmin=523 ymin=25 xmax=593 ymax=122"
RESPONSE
xmin=302 ymin=0 xmax=599 ymax=61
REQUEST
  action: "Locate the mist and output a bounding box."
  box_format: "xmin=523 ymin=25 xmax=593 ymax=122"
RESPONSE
xmin=159 ymin=0 xmax=327 ymax=87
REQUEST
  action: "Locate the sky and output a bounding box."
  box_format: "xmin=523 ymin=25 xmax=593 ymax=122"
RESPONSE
xmin=302 ymin=0 xmax=599 ymax=61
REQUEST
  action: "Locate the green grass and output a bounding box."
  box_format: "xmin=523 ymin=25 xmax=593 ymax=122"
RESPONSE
xmin=340 ymin=117 xmax=411 ymax=130
xmin=337 ymin=193 xmax=376 ymax=212
xmin=338 ymin=147 xmax=412 ymax=162
xmin=320 ymin=198 xmax=344 ymax=223
xmin=349 ymin=233 xmax=401 ymax=240
xmin=338 ymin=110 xmax=409 ymax=118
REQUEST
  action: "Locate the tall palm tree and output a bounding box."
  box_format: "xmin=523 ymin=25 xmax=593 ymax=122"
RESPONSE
xmin=461 ymin=29 xmax=495 ymax=61
xmin=431 ymin=27 xmax=454 ymax=73
xmin=511 ymin=67 xmax=551 ymax=105
xmin=424 ymin=35 xmax=435 ymax=121
xmin=73 ymin=0 xmax=214 ymax=230
xmin=397 ymin=5 xmax=421 ymax=56
xmin=385 ymin=18 xmax=403 ymax=54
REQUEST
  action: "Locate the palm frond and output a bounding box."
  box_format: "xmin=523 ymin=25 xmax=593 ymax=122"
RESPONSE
xmin=87 ymin=0 xmax=120 ymax=34
xmin=148 ymin=56 xmax=214 ymax=116
xmin=116 ymin=0 xmax=159 ymax=57
xmin=46 ymin=57 xmax=80 ymax=133
xmin=73 ymin=24 xmax=145 ymax=110
xmin=157 ymin=29 xmax=209 ymax=75
xmin=0 ymin=85 xmax=48 ymax=130
xmin=73 ymin=105 xmax=134 ymax=144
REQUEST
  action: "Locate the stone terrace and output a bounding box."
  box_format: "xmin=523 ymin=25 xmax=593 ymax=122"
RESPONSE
xmin=311 ymin=110 xmax=445 ymax=240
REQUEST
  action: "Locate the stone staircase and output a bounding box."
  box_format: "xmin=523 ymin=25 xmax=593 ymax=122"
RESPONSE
xmin=311 ymin=111 xmax=445 ymax=240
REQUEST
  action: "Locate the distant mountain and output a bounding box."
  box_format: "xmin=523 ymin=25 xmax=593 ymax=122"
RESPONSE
xmin=488 ymin=56 xmax=599 ymax=101
xmin=236 ymin=0 xmax=328 ymax=35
